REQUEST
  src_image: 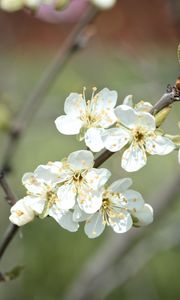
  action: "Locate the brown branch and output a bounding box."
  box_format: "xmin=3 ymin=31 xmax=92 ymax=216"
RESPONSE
xmin=1 ymin=4 xmax=99 ymax=173
xmin=0 ymin=224 xmax=18 ymax=261
xmin=0 ymin=171 xmax=17 ymax=206
xmin=150 ymin=91 xmax=179 ymax=115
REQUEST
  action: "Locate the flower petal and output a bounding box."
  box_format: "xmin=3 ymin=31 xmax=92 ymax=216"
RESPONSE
xmin=77 ymin=189 xmax=103 ymax=214
xmin=110 ymin=211 xmax=132 ymax=233
xmin=73 ymin=205 xmax=89 ymax=222
xmin=145 ymin=135 xmax=175 ymax=155
xmin=122 ymin=143 xmax=147 ymax=172
xmin=58 ymin=211 xmax=79 ymax=232
xmin=22 ymin=173 xmax=44 ymax=194
xmin=64 ymin=92 xmax=86 ymax=117
xmin=57 ymin=184 xmax=76 ymax=210
xmin=135 ymin=111 xmax=156 ymax=131
xmin=135 ymin=101 xmax=153 ymax=112
xmin=123 ymin=95 xmax=133 ymax=107
xmin=55 ymin=115 xmax=83 ymax=135
xmin=133 ymin=204 xmax=153 ymax=226
xmin=84 ymin=212 xmax=105 ymax=238
xmin=102 ymin=127 xmax=130 ymax=152
xmin=34 ymin=165 xmax=60 ymax=185
xmin=67 ymin=150 xmax=94 ymax=170
xmin=97 ymin=109 xmax=117 ymax=128
xmin=25 ymin=196 xmax=45 ymax=214
xmin=94 ymin=88 xmax=117 ymax=112
xmin=108 ymin=178 xmax=133 ymax=193
xmin=85 ymin=128 xmax=105 ymax=152
xmin=123 ymin=189 xmax=144 ymax=211
xmin=115 ymin=105 xmax=138 ymax=129
xmin=85 ymin=168 xmax=111 ymax=190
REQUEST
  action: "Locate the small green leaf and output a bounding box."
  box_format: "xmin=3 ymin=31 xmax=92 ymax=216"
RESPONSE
xmin=0 ymin=266 xmax=24 ymax=283
xmin=154 ymin=106 xmax=171 ymax=127
xmin=165 ymin=134 xmax=180 ymax=146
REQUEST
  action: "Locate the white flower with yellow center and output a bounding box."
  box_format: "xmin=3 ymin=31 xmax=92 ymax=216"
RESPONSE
xmin=57 ymin=150 xmax=111 ymax=214
xmin=84 ymin=178 xmax=153 ymax=238
xmin=103 ymin=105 xmax=175 ymax=172
xmin=55 ymin=88 xmax=117 ymax=152
xmin=21 ymin=163 xmax=79 ymax=232
xmin=9 ymin=197 xmax=35 ymax=226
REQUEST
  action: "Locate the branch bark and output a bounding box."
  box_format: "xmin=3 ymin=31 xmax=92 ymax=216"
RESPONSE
xmin=1 ymin=4 xmax=99 ymax=173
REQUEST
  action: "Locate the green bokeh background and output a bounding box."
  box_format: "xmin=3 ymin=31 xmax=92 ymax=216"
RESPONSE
xmin=0 ymin=40 xmax=180 ymax=300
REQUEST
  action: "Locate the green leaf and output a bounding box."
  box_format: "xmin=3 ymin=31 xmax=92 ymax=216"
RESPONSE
xmin=0 ymin=266 xmax=24 ymax=283
xmin=165 ymin=134 xmax=180 ymax=146
xmin=154 ymin=106 xmax=171 ymax=127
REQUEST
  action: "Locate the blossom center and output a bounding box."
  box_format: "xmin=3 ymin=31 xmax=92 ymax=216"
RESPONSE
xmin=46 ymin=191 xmax=57 ymax=205
xmin=133 ymin=129 xmax=145 ymax=143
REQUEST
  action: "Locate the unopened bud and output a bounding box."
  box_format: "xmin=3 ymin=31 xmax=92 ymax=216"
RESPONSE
xmin=155 ymin=106 xmax=171 ymax=127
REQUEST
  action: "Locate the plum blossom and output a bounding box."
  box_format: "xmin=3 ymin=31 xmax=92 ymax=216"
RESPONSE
xmin=55 ymin=88 xmax=117 ymax=152
xmin=56 ymin=150 xmax=111 ymax=214
xmin=103 ymin=105 xmax=175 ymax=172
xmin=84 ymin=178 xmax=153 ymax=238
xmin=9 ymin=197 xmax=35 ymax=226
xmin=91 ymin=0 xmax=116 ymax=9
xmin=17 ymin=162 xmax=78 ymax=231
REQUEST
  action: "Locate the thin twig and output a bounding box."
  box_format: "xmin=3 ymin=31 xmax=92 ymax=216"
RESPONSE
xmin=0 ymin=171 xmax=17 ymax=206
xmin=1 ymin=4 xmax=99 ymax=173
xmin=150 ymin=91 xmax=179 ymax=115
xmin=0 ymin=224 xmax=18 ymax=261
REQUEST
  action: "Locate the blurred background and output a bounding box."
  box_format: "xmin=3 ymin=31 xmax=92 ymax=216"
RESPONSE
xmin=0 ymin=0 xmax=180 ymax=299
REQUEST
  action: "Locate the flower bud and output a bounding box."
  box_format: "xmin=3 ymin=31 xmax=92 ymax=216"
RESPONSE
xmin=0 ymin=0 xmax=23 ymax=11
xmin=155 ymin=106 xmax=171 ymax=127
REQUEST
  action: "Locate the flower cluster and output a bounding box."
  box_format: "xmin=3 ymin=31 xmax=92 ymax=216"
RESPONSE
xmin=55 ymin=88 xmax=176 ymax=172
xmin=9 ymin=87 xmax=179 ymax=238
xmin=9 ymin=150 xmax=153 ymax=238
xmin=0 ymin=0 xmax=116 ymax=12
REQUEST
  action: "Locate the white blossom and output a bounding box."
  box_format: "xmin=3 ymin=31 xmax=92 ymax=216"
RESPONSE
xmin=21 ymin=163 xmax=79 ymax=232
xmin=9 ymin=197 xmax=35 ymax=226
xmin=55 ymin=88 xmax=117 ymax=152
xmin=84 ymin=178 xmax=153 ymax=238
xmin=56 ymin=150 xmax=111 ymax=214
xmin=103 ymin=105 xmax=175 ymax=172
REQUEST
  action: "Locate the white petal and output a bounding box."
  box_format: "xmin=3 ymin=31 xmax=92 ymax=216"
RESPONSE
xmin=97 ymin=109 xmax=117 ymax=128
xmin=84 ymin=212 xmax=105 ymax=238
xmin=94 ymin=88 xmax=117 ymax=112
xmin=22 ymin=173 xmax=44 ymax=194
xmin=122 ymin=143 xmax=147 ymax=172
xmin=110 ymin=211 xmax=132 ymax=233
xmin=85 ymin=168 xmax=111 ymax=190
xmin=85 ymin=128 xmax=105 ymax=152
xmin=67 ymin=150 xmax=94 ymax=170
xmin=25 ymin=196 xmax=45 ymax=214
xmin=9 ymin=197 xmax=35 ymax=226
xmin=115 ymin=105 xmax=138 ymax=129
xmin=123 ymin=189 xmax=144 ymax=211
xmin=145 ymin=135 xmax=175 ymax=155
xmin=57 ymin=184 xmax=76 ymax=210
xmin=108 ymin=178 xmax=133 ymax=193
xmin=55 ymin=115 xmax=83 ymax=135
xmin=73 ymin=205 xmax=89 ymax=222
xmin=34 ymin=165 xmax=59 ymax=185
xmin=135 ymin=101 xmax=153 ymax=112
xmin=64 ymin=92 xmax=86 ymax=117
xmin=123 ymin=95 xmax=133 ymax=107
xmin=135 ymin=111 xmax=156 ymax=131
xmin=78 ymin=189 xmax=103 ymax=214
xmin=133 ymin=204 xmax=153 ymax=226
xmin=48 ymin=205 xmax=64 ymax=223
xmin=58 ymin=211 xmax=79 ymax=232
xmin=102 ymin=127 xmax=130 ymax=152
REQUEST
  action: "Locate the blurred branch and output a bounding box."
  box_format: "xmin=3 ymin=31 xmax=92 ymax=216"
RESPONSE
xmin=0 ymin=171 xmax=17 ymax=206
xmin=62 ymin=172 xmax=180 ymax=300
xmin=0 ymin=171 xmax=18 ymax=260
xmin=1 ymin=4 xmax=99 ymax=173
xmin=0 ymin=224 xmax=18 ymax=261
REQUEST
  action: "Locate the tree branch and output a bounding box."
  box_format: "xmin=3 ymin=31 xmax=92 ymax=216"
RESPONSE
xmin=1 ymin=4 xmax=99 ymax=173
